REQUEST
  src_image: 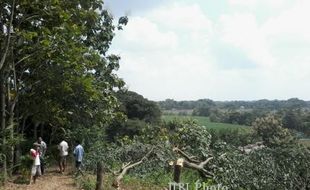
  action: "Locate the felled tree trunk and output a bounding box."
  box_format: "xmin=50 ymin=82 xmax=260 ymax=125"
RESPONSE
xmin=173 ymin=164 xmax=182 ymax=183
xmin=169 ymin=158 xmax=184 ymax=190
xmin=95 ymin=161 xmax=104 ymax=190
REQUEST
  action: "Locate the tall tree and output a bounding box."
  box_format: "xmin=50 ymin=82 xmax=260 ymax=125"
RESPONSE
xmin=0 ymin=0 xmax=127 ymax=179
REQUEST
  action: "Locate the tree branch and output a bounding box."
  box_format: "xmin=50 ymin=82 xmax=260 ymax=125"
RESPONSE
xmin=173 ymin=147 xmax=200 ymax=163
xmin=183 ymin=160 xmax=214 ymax=178
xmin=199 ymin=157 xmax=213 ymax=168
xmin=112 ymin=147 xmax=154 ymax=189
xmin=173 ymin=148 xmax=215 ymax=179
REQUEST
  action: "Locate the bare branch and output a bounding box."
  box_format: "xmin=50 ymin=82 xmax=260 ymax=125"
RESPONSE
xmin=173 ymin=147 xmax=200 ymax=163
xmin=173 ymin=148 xmax=215 ymax=179
xmin=112 ymin=147 xmax=154 ymax=189
xmin=199 ymin=157 xmax=213 ymax=168
xmin=15 ymin=54 xmax=34 ymax=66
xmin=182 ymin=160 xmax=214 ymax=178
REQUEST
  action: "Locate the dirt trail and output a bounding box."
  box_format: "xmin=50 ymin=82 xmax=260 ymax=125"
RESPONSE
xmin=3 ymin=168 xmax=79 ymax=190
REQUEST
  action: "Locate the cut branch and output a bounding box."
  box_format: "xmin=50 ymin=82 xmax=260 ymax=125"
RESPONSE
xmin=183 ymin=160 xmax=214 ymax=178
xmin=199 ymin=157 xmax=213 ymax=168
xmin=173 ymin=148 xmax=214 ymax=179
xmin=173 ymin=147 xmax=200 ymax=163
xmin=112 ymin=148 xmax=154 ymax=189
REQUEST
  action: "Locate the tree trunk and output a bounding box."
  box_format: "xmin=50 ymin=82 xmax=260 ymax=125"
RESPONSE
xmin=7 ymin=112 xmax=14 ymax=177
xmin=7 ymin=78 xmax=14 ymax=177
xmin=95 ymin=161 xmax=104 ymax=190
xmin=169 ymin=160 xmax=182 ymax=190
xmin=49 ymin=125 xmax=56 ymax=146
xmin=34 ymin=122 xmax=39 ymax=140
xmin=40 ymin=124 xmax=44 ymax=138
xmin=173 ymin=164 xmax=182 ymax=183
xmin=15 ymin=116 xmax=27 ymax=174
xmin=0 ymin=70 xmax=7 ymax=181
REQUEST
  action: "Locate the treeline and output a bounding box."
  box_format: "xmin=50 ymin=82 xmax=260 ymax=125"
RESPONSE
xmin=159 ymin=98 xmax=310 ymax=136
xmin=159 ymin=98 xmax=310 ymax=111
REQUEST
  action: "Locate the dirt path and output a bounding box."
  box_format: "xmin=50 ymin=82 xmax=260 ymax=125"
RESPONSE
xmin=3 ymin=168 xmax=79 ymax=190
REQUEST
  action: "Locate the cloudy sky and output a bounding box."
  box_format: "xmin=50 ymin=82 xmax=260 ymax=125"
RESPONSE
xmin=105 ymin=0 xmax=310 ymax=101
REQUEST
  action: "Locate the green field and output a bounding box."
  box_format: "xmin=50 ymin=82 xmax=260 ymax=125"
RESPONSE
xmin=162 ymin=115 xmax=250 ymax=131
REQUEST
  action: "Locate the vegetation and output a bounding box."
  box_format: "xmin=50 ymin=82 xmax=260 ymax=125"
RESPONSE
xmin=160 ymin=98 xmax=310 ymax=137
xmin=159 ymin=98 xmax=310 ymax=111
xmin=0 ymin=0 xmax=127 ymax=183
xmin=1 ymin=0 xmax=309 ymax=189
xmin=162 ymin=115 xmax=249 ymax=130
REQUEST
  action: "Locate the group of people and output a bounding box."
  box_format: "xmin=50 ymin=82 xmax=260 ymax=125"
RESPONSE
xmin=30 ymin=137 xmax=84 ymax=184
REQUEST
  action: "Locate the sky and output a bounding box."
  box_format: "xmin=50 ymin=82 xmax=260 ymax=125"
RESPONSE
xmin=105 ymin=0 xmax=310 ymax=101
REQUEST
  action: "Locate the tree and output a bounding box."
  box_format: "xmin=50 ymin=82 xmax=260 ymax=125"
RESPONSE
xmin=252 ymin=115 xmax=296 ymax=147
xmin=282 ymin=110 xmax=303 ymax=131
xmin=0 ymin=0 xmax=127 ymax=180
xmin=116 ymin=90 xmax=161 ymax=123
xmin=192 ymin=99 xmax=215 ymax=117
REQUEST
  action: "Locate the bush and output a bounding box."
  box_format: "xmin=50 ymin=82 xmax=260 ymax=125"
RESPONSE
xmin=209 ymin=128 xmax=256 ymax=147
xmin=215 ymin=146 xmax=310 ymax=189
xmin=13 ymin=155 xmax=33 ymax=184
xmin=75 ymin=175 xmax=96 ymax=190
xmin=253 ymin=115 xmax=296 ymax=147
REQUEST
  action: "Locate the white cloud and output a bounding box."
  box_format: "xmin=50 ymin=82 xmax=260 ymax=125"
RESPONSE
xmin=149 ymin=3 xmax=213 ymax=33
xmin=114 ymin=17 xmax=178 ymax=51
xmin=218 ymin=13 xmax=275 ymax=67
xmin=110 ymin=0 xmax=310 ymax=101
xmin=229 ymin=0 xmax=286 ymax=8
xmin=262 ymin=1 xmax=310 ymax=42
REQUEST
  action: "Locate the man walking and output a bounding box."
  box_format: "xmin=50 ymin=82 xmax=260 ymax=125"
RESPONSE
xmin=73 ymin=140 xmax=84 ymax=176
xmin=58 ymin=139 xmax=69 ymax=173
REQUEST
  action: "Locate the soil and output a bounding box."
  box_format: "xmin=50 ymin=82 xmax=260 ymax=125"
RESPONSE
xmin=3 ymin=168 xmax=79 ymax=190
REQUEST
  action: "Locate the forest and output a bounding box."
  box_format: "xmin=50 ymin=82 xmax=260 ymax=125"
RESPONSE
xmin=1 ymin=0 xmax=310 ymax=190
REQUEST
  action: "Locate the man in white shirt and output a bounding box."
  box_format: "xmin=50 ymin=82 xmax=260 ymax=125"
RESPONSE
xmin=36 ymin=137 xmax=47 ymax=175
xmin=30 ymin=144 xmax=41 ymax=184
xmin=58 ymin=140 xmax=69 ymax=173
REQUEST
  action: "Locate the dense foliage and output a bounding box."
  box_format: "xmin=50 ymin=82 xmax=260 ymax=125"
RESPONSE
xmin=215 ymin=146 xmax=310 ymax=190
xmin=0 ymin=0 xmax=127 ymax=181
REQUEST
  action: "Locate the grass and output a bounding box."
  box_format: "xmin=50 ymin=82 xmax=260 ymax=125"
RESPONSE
xmin=75 ymin=173 xmax=167 ymax=190
xmin=75 ymin=169 xmax=205 ymax=190
xmin=162 ymin=115 xmax=250 ymax=131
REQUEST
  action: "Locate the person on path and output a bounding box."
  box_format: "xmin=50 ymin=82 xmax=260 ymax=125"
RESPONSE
xmin=73 ymin=140 xmax=84 ymax=176
xmin=36 ymin=137 xmax=47 ymax=175
xmin=30 ymin=144 xmax=41 ymax=184
xmin=58 ymin=140 xmax=69 ymax=173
